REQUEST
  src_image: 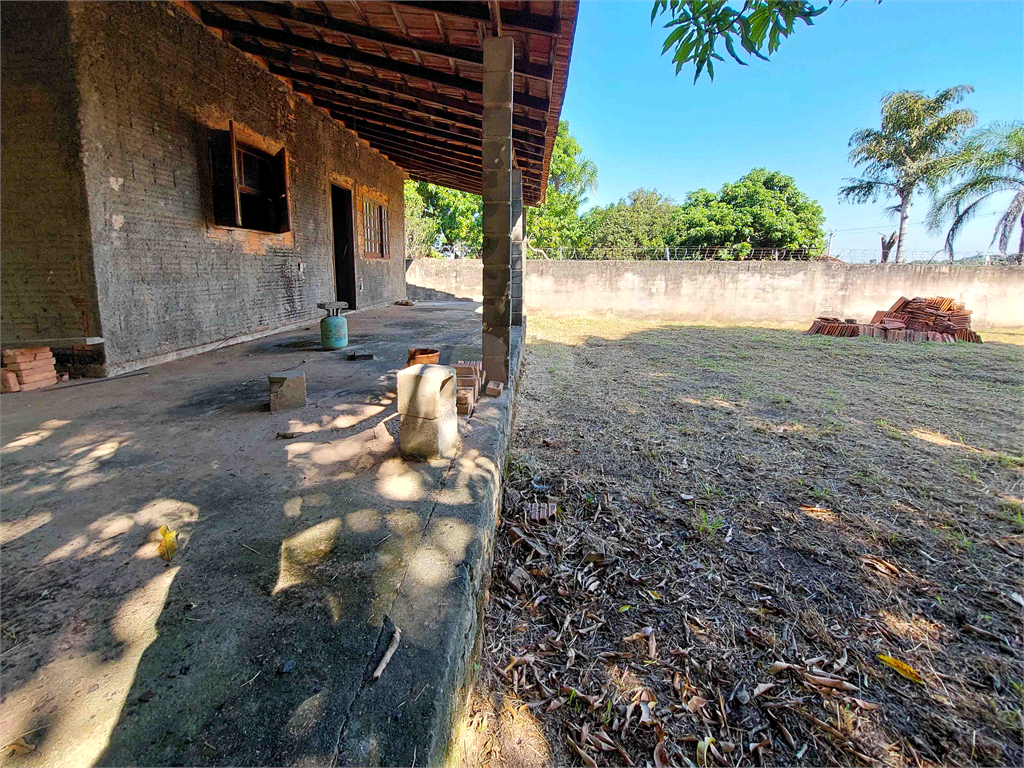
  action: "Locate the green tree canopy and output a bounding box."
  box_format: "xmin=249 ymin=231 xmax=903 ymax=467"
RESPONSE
xmin=403 ymin=181 xmax=482 ymax=257
xmin=678 ymin=168 xmax=825 ymax=249
xmin=403 ymin=181 xmax=438 ymax=258
xmin=526 ymin=121 xmax=599 ymax=256
xmin=403 ymin=121 xmax=596 ymax=258
xmin=581 ymin=170 xmax=825 ymax=255
xmin=652 ymin=0 xmax=840 ymax=81
xmin=583 ymin=189 xmax=683 ymax=251
xmin=839 ymin=85 xmax=976 ymax=263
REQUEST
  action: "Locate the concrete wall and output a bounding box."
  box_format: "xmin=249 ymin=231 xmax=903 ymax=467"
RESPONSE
xmin=2 ymin=2 xmax=407 ymax=373
xmin=406 ymin=259 xmax=1024 ymax=331
xmin=0 ymin=2 xmax=103 ymax=344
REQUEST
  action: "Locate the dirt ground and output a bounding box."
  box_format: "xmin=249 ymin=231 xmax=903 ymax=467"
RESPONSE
xmin=460 ymin=316 xmax=1023 ymax=768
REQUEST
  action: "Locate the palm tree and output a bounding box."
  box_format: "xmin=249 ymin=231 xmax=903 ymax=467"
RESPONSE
xmin=839 ymin=86 xmax=976 ymax=263
xmin=927 ymin=122 xmax=1024 ymax=261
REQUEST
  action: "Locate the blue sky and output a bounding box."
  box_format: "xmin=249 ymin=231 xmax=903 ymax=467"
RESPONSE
xmin=559 ymin=0 xmax=1023 ymax=260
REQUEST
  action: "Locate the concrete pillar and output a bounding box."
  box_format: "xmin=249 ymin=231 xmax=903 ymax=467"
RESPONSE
xmin=481 ymin=36 xmax=514 ymax=384
xmin=510 ymin=168 xmax=524 ymax=326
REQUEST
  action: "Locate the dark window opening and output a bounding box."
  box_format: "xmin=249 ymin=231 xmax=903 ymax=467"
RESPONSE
xmin=208 ymin=121 xmax=291 ymax=233
xmin=362 ymin=199 xmax=389 ymax=258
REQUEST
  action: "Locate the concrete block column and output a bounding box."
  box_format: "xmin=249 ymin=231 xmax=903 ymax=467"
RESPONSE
xmin=481 ymin=36 xmax=514 ymax=384
xmin=510 ymin=168 xmax=524 ymax=327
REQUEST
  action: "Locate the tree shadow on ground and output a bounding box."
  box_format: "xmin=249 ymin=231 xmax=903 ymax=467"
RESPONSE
xmin=0 ymin=306 xmax=505 ymax=767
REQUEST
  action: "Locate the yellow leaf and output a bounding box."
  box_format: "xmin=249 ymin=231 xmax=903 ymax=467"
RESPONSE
xmin=3 ymin=737 xmax=36 ymax=757
xmin=157 ymin=525 xmax=178 ymax=562
xmin=877 ymin=654 xmax=924 ymax=684
xmin=696 ymin=735 xmax=716 ymax=768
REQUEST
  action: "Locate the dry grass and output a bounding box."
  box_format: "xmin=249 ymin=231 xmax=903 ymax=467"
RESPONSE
xmin=464 ymin=316 xmax=1023 ymax=768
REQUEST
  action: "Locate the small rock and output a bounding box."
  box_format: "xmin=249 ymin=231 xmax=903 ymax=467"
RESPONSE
xmin=281 ymin=660 xmax=296 ymax=674
xmin=139 ymin=691 xmax=155 ymax=702
xmin=735 ymin=686 xmax=750 ymax=705
xmin=179 ymin=665 xmax=191 ymax=676
xmin=88 ymin=684 xmax=100 ymax=693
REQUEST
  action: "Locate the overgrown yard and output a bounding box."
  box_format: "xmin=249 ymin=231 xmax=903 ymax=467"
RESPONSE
xmin=460 ymin=316 xmax=1023 ymax=768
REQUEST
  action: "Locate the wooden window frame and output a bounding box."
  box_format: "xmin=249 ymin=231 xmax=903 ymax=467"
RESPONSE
xmin=208 ymin=120 xmax=291 ymax=234
xmin=362 ymin=198 xmax=390 ymax=259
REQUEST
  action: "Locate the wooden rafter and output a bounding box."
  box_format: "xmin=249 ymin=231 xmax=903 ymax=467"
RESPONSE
xmin=396 ymin=1 xmax=560 ymax=36
xmin=293 ymin=81 xmax=548 ymax=152
xmin=234 ymin=1 xmax=553 ymax=80
xmin=197 ymin=1 xmax=576 ymax=205
xmin=226 ymin=33 xmax=551 ymax=113
xmin=276 ymin=63 xmax=546 ymax=135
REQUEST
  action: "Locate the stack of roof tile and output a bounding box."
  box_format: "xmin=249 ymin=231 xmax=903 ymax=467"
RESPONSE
xmin=806 ymin=296 xmax=982 ymax=343
xmin=1 ymin=347 xmax=58 ymax=392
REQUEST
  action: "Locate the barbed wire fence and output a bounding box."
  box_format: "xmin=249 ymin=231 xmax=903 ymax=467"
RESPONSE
xmin=426 ymin=243 xmax=1022 ymax=265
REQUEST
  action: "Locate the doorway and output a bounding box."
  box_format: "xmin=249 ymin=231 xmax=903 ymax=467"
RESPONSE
xmin=331 ymin=185 xmax=356 ymax=309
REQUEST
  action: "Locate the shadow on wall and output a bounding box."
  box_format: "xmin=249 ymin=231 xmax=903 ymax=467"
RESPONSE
xmin=0 ymin=376 xmax=501 ymax=766
xmin=404 ymin=258 xmax=480 ymax=303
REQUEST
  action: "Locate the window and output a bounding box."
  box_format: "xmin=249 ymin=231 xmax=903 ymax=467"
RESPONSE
xmin=362 ymin=199 xmax=389 ymax=258
xmin=208 ymin=121 xmax=291 ymax=233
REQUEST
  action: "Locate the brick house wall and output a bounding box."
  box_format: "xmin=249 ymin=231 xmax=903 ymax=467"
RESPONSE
xmin=0 ymin=3 xmax=103 ymax=344
xmin=2 ymin=1 xmax=407 ymax=374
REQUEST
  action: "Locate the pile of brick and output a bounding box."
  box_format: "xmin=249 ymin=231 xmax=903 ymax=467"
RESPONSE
xmin=806 ymin=296 xmax=982 ymax=344
xmin=1 ymin=347 xmax=58 ymax=392
xmin=454 ymin=361 xmax=485 ymax=415
xmin=453 ymin=360 xmax=505 ymax=415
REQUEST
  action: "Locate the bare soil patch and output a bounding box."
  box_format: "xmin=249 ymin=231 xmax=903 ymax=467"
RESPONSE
xmin=464 ymin=317 xmax=1023 ymax=768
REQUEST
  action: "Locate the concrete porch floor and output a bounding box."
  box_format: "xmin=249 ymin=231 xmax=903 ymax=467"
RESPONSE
xmin=1 ymin=302 xmax=519 ymax=767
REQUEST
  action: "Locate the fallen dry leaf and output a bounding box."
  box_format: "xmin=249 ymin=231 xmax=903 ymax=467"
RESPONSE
xmin=752 ymin=682 xmax=774 ymax=698
xmin=3 ymin=737 xmax=36 ymax=757
xmin=803 ymin=672 xmax=859 ymax=691
xmin=860 ymin=554 xmax=900 ymax=578
xmin=156 ymin=524 xmax=178 ymax=562
xmin=696 ymin=735 xmax=716 ymax=768
xmin=508 ymin=566 xmax=531 ymax=593
xmin=849 ymin=696 xmax=881 ymax=711
xmin=687 ymin=695 xmax=708 ymax=713
xmin=877 ymin=654 xmax=924 ymax=684
xmin=769 ymin=660 xmax=796 ymax=674
xmin=566 ymin=735 xmax=597 ymax=768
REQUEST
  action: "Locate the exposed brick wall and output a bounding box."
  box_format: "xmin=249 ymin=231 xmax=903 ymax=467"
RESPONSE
xmin=0 ymin=2 xmax=103 ymax=344
xmin=64 ymin=1 xmax=406 ymax=369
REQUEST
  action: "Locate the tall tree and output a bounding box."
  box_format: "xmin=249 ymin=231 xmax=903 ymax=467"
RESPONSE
xmin=927 ymin=122 xmax=1024 ymax=260
xmin=409 ymin=182 xmax=483 ymax=257
xmin=652 ymin=0 xmax=842 ymax=81
xmin=839 ymin=86 xmax=976 ymax=263
xmin=404 ymin=181 xmax=439 ymax=257
xmin=527 ymin=121 xmax=599 ymax=256
xmin=582 ymin=170 xmax=825 ymax=256
xmin=679 ymin=168 xmax=825 ymax=250
xmin=403 ymin=122 xmax=596 ymax=258
xmin=583 ymin=189 xmax=683 ymax=254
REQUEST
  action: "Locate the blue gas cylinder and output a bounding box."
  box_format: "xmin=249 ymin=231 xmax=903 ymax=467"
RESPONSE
xmin=320 ymin=314 xmax=348 ymax=349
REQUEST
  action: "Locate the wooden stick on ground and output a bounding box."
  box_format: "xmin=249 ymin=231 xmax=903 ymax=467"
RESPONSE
xmin=373 ymin=626 xmax=402 ymax=679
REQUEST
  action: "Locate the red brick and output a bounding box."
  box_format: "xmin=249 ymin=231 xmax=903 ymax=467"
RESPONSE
xmin=18 ymin=375 xmax=57 ymax=391
xmin=1 ymin=370 xmax=21 ymax=393
xmin=6 ymin=356 xmax=56 ymax=372
xmin=16 ymin=367 xmax=57 ymax=385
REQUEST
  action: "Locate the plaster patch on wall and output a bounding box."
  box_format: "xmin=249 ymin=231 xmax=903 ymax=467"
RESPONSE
xmin=109 ymin=176 xmax=124 ymax=191
xmin=111 ymin=214 xmax=124 ymax=230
